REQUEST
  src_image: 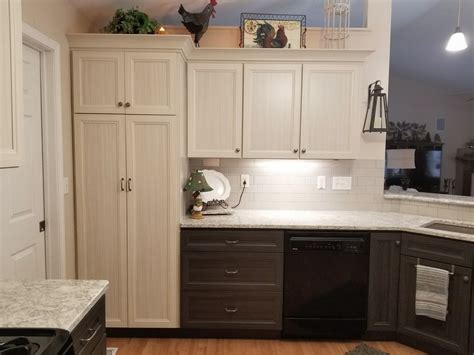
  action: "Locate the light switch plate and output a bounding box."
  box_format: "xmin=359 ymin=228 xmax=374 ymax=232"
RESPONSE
xmin=317 ymin=176 xmax=326 ymax=190
xmin=241 ymin=174 xmax=250 ymax=187
xmin=332 ymin=176 xmax=352 ymax=190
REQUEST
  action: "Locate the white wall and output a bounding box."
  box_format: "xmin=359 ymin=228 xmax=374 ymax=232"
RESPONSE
xmin=389 ymin=73 xmax=474 ymax=182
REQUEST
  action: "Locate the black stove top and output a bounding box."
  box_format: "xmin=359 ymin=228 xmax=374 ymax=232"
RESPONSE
xmin=0 ymin=329 xmax=73 ymax=355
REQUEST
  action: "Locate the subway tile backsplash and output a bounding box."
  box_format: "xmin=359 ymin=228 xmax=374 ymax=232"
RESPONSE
xmin=189 ymin=159 xmax=387 ymax=211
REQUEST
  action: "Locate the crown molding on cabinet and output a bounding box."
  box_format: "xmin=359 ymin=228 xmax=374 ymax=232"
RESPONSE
xmin=67 ymin=33 xmax=374 ymax=63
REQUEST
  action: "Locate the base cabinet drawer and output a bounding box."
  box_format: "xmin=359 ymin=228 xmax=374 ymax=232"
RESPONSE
xmin=181 ymin=291 xmax=282 ymax=330
xmin=182 ymin=252 xmax=283 ymax=291
xmin=71 ymin=296 xmax=106 ymax=354
xmin=398 ymin=256 xmax=471 ymax=354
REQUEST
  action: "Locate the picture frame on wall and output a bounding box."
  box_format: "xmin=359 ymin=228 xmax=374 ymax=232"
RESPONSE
xmin=240 ymin=13 xmax=307 ymax=49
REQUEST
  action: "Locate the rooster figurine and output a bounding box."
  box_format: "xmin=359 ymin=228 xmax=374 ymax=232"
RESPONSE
xmin=254 ymin=23 xmax=288 ymax=48
xmin=178 ymin=0 xmax=217 ymax=47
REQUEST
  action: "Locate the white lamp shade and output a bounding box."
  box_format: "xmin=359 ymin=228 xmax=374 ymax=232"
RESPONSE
xmin=386 ymin=149 xmax=416 ymax=169
xmin=446 ymin=29 xmax=468 ymax=51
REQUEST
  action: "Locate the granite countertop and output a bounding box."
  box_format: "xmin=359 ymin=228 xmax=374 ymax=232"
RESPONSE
xmin=0 ymin=279 xmax=108 ymax=331
xmin=384 ymin=190 xmax=474 ymax=207
xmin=181 ymin=210 xmax=474 ymax=243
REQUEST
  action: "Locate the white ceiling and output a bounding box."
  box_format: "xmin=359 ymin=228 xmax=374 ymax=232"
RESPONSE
xmin=69 ymin=0 xmax=474 ymax=92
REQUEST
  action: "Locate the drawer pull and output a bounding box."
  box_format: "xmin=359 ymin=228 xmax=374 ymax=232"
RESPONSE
xmin=80 ymin=323 xmax=101 ymax=345
xmin=225 ymin=239 xmax=239 ymax=245
xmin=224 ymin=269 xmax=239 ymax=275
xmin=224 ymin=307 xmax=239 ymax=313
xmin=464 ymin=276 xmax=470 ymax=283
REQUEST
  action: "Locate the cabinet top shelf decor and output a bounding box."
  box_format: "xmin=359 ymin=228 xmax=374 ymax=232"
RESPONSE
xmin=67 ymin=34 xmax=374 ymax=63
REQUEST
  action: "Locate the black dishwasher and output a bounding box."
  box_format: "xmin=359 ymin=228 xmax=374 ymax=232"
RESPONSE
xmin=283 ymin=231 xmax=370 ymax=338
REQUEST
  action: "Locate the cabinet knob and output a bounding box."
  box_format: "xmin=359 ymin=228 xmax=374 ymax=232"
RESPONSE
xmin=125 ymin=102 xmax=131 ymax=108
xmin=395 ymin=240 xmax=401 ymax=246
xmin=464 ymin=276 xmax=470 ymax=283
xmin=301 ymin=149 xmax=307 ymax=154
xmin=235 ymin=148 xmax=241 ymax=153
xmin=293 ymin=149 xmax=299 ymax=153
xmin=117 ymin=101 xmax=123 ymax=107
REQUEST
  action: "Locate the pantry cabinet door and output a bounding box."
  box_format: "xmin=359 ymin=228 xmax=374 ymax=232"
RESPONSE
xmin=300 ymin=63 xmax=361 ymax=159
xmin=74 ymin=114 xmax=128 ymax=327
xmin=125 ymin=52 xmax=177 ymax=115
xmin=243 ymin=64 xmax=302 ymax=159
xmin=73 ymin=51 xmax=125 ymax=114
xmin=188 ymin=63 xmax=243 ymax=158
xmin=0 ymin=0 xmax=23 ymax=167
xmin=126 ymin=116 xmax=179 ymax=328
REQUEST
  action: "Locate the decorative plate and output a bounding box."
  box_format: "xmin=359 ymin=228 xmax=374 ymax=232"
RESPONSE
xmin=200 ymin=170 xmax=231 ymax=203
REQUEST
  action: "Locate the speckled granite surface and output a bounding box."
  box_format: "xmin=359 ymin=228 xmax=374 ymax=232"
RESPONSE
xmin=384 ymin=191 xmax=474 ymax=207
xmin=181 ymin=210 xmax=474 ymax=243
xmin=0 ymin=279 xmax=108 ymax=331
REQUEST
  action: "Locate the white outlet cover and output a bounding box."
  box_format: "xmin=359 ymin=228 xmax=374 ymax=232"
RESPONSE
xmin=317 ymin=176 xmax=326 ymax=190
xmin=241 ymin=174 xmax=250 ymax=187
xmin=332 ymin=176 xmax=352 ymax=190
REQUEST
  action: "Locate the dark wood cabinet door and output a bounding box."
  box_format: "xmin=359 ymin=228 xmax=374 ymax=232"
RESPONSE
xmin=398 ymin=256 xmax=471 ymax=355
xmin=367 ymin=232 xmax=401 ymax=332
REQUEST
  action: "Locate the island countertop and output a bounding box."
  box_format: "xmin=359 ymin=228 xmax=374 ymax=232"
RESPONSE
xmin=181 ymin=210 xmax=474 ymax=243
xmin=0 ymin=279 xmax=108 ymax=331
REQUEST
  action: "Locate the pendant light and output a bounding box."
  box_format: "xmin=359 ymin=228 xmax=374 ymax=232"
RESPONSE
xmin=363 ymin=81 xmax=389 ymax=133
xmin=446 ymin=0 xmax=468 ymax=52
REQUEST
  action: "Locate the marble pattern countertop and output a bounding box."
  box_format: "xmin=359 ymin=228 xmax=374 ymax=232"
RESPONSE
xmin=181 ymin=210 xmax=474 ymax=243
xmin=384 ymin=191 xmax=474 ymax=207
xmin=0 ymin=279 xmax=108 ymax=331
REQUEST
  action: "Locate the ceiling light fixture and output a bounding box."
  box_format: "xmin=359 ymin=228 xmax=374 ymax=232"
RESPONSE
xmin=445 ymin=0 xmax=468 ymax=52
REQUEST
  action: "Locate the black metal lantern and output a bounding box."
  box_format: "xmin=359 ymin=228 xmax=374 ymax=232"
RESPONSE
xmin=363 ymin=80 xmax=389 ymax=133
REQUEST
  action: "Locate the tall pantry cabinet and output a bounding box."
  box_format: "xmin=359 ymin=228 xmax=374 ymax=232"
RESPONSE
xmin=69 ymin=35 xmax=189 ymax=328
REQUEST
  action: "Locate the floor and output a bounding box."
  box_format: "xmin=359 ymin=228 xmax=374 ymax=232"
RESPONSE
xmin=107 ymin=338 xmax=426 ymax=354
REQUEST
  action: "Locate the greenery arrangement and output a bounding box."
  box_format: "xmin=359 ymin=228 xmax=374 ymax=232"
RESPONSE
xmin=104 ymin=7 xmax=159 ymax=34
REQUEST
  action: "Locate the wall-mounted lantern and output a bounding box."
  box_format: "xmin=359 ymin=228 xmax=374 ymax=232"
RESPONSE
xmin=363 ymin=80 xmax=389 ymax=133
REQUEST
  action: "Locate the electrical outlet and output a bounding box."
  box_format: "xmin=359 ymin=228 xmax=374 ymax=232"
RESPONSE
xmin=241 ymin=174 xmax=250 ymax=187
xmin=317 ymin=176 xmax=326 ymax=190
xmin=332 ymin=176 xmax=352 ymax=190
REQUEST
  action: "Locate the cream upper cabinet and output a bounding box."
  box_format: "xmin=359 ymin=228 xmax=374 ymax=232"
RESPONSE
xmin=74 ymin=114 xmax=128 ymax=327
xmin=188 ymin=63 xmax=243 ymax=158
xmin=0 ymin=0 xmax=22 ymax=167
xmin=125 ymin=52 xmax=177 ymax=115
xmin=126 ymin=115 xmax=178 ymax=328
xmin=73 ymin=51 xmax=125 ymax=114
xmin=300 ymin=63 xmax=361 ymax=159
xmin=243 ymin=64 xmax=302 ymax=159
xmin=73 ymin=51 xmax=176 ymax=115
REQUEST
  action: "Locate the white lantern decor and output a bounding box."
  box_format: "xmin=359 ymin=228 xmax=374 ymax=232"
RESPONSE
xmin=323 ymin=0 xmax=351 ymax=49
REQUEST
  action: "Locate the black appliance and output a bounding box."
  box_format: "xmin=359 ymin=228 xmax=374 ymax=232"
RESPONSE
xmin=0 ymin=329 xmax=74 ymax=355
xmin=283 ymin=231 xmax=370 ymax=338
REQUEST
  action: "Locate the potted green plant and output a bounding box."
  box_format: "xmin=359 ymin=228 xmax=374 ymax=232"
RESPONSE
xmin=104 ymin=7 xmax=160 ymax=34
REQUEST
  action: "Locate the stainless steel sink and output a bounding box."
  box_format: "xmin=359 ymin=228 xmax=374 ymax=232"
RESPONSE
xmin=423 ymin=222 xmax=474 ymax=235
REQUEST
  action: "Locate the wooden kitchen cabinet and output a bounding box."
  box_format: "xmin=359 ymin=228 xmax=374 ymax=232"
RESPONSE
xmin=187 ymin=63 xmax=243 ymax=158
xmin=0 ymin=0 xmax=22 ymax=167
xmin=367 ymin=232 xmax=401 ymax=333
xmin=300 ymin=63 xmax=361 ymax=159
xmin=73 ymin=51 xmax=176 ymax=115
xmin=398 ymin=255 xmax=471 ymax=355
xmin=243 ymin=64 xmax=302 ymax=159
xmin=71 ymin=296 xmax=106 ymax=354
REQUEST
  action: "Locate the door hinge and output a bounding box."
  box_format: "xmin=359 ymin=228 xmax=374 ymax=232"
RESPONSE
xmin=39 ymin=220 xmax=46 ymax=232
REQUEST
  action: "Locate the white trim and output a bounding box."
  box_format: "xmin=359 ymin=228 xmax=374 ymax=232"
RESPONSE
xmin=23 ymin=23 xmax=66 ymax=279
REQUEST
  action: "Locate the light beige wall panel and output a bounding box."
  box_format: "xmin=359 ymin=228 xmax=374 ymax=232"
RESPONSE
xmin=74 ymin=114 xmax=128 ymax=327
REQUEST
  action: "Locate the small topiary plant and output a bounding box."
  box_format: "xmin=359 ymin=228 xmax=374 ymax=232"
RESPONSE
xmin=104 ymin=7 xmax=159 ymax=34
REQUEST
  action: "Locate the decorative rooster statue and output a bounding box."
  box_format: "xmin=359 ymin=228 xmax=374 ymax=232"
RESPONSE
xmin=178 ymin=0 xmax=217 ymax=47
xmin=254 ymin=23 xmax=288 ymax=48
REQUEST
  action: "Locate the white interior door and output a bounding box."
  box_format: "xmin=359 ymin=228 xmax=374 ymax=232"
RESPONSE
xmin=0 ymin=45 xmax=46 ymax=279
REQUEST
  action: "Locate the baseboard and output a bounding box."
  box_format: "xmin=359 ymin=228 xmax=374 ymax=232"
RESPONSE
xmin=397 ymin=334 xmax=461 ymax=355
xmin=106 ymin=328 xmax=281 ymax=339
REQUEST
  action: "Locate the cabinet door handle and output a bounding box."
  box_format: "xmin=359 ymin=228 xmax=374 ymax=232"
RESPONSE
xmin=127 ymin=178 xmax=133 ymax=192
xmin=225 ymin=269 xmax=239 ymax=275
xmin=117 ymin=101 xmax=123 ymax=107
xmin=224 ymin=307 xmax=239 ymax=313
xmin=225 ymin=239 xmax=239 ymax=245
xmin=80 ymin=323 xmax=101 ymax=345
xmin=125 ymin=102 xmax=131 ymax=108
xmin=120 ymin=178 xmax=125 ymax=191
xmin=301 ymin=149 xmax=307 ymax=154
xmin=463 ymin=276 xmax=470 ymax=283
xmin=395 ymin=240 xmax=401 ymax=246
xmin=293 ymin=148 xmax=299 ymax=153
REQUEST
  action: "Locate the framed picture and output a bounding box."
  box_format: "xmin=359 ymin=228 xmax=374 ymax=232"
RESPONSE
xmin=240 ymin=13 xmax=306 ymax=49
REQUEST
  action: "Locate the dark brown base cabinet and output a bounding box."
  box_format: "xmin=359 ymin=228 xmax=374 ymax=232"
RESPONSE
xmin=367 ymin=233 xmax=401 ymax=333
xmin=398 ymin=234 xmax=473 ymax=355
xmin=180 ymin=229 xmax=284 ymax=331
xmin=71 ymin=296 xmax=106 ymax=355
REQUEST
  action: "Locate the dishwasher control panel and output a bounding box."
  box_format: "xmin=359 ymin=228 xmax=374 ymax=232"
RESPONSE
xmin=288 ymin=236 xmax=368 ymax=254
